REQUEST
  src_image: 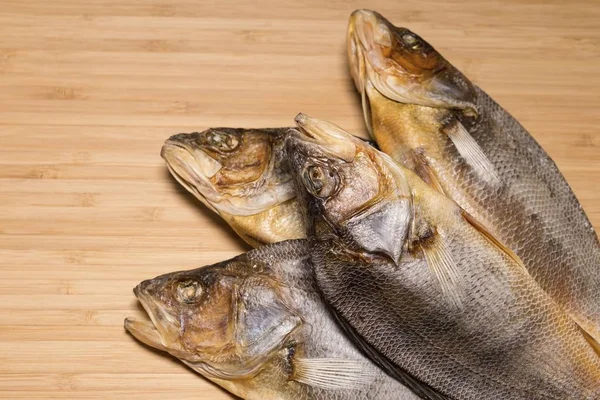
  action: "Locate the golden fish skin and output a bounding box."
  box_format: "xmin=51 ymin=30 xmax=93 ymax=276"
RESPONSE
xmin=287 ymin=114 xmax=600 ymax=400
xmin=125 ymin=240 xmax=421 ymax=400
xmin=348 ymin=9 xmax=600 ymax=344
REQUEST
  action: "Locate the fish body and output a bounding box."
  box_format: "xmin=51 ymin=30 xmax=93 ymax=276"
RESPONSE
xmin=125 ymin=240 xmax=420 ymax=400
xmin=347 ymin=9 xmax=600 ymax=343
xmin=287 ymin=114 xmax=600 ymax=399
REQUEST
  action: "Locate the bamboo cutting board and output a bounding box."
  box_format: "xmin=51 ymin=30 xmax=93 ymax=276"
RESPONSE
xmin=1 ymin=0 xmax=598 ymax=398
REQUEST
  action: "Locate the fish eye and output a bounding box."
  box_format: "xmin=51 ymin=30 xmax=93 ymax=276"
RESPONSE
xmin=303 ymin=165 xmax=339 ymax=198
xmin=177 ymin=281 xmax=202 ymax=304
xmin=401 ymin=32 xmax=421 ymax=50
xmin=206 ymin=131 xmax=240 ymax=152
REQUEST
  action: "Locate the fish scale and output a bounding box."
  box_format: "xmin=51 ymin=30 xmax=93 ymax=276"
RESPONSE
xmin=149 ymin=9 xmax=600 ymax=397
xmin=350 ymin=9 xmax=600 ymax=345
xmin=126 ymin=240 xmax=422 ymax=400
xmin=311 ymin=233 xmax=600 ymax=399
xmin=287 ymin=114 xmax=600 ymax=400
xmin=160 ymin=112 xmax=600 ymax=397
xmin=246 ymin=242 xmax=423 ymax=400
xmin=425 ymin=87 xmax=600 ymax=340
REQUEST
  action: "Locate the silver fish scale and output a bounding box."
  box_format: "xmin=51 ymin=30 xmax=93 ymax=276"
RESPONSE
xmin=246 ymin=240 xmax=421 ymax=400
xmin=446 ymin=86 xmax=600 ymax=339
xmin=310 ymin=231 xmax=600 ymax=400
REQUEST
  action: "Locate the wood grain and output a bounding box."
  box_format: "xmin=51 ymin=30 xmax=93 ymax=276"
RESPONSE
xmin=0 ymin=0 xmax=598 ymax=398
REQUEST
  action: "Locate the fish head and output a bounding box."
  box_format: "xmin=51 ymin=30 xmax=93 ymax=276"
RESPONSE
xmin=161 ymin=128 xmax=296 ymax=217
xmin=125 ymin=259 xmax=303 ymax=381
xmin=348 ymin=9 xmax=477 ymax=117
xmin=288 ymin=114 xmax=412 ymax=264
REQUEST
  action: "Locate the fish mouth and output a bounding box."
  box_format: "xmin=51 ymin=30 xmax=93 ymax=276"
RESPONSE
xmin=161 ymin=140 xmax=223 ymax=215
xmin=347 ymin=11 xmax=366 ymax=94
xmin=125 ymin=283 xmax=186 ymax=357
xmin=125 ymin=284 xmax=237 ymax=378
xmin=347 ymin=9 xmax=426 ymax=108
xmin=293 ymin=113 xmax=358 ymax=162
xmin=347 ymin=9 xmax=397 ymax=134
xmin=126 ymin=280 xmax=216 ymax=371
xmin=348 ymin=10 xmax=391 ymax=79
xmin=347 ymin=10 xmax=398 ymax=90
xmin=124 ymin=317 xmax=167 ymax=352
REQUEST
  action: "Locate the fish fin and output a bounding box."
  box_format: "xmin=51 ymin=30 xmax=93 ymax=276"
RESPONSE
xmin=443 ymin=121 xmax=500 ymax=185
xmin=292 ymin=358 xmax=377 ymax=390
xmin=579 ymin=326 xmax=600 ymax=358
xmin=420 ymin=233 xmax=464 ymax=310
xmin=461 ymin=210 xmax=528 ymax=274
xmin=412 ymin=152 xmax=446 ymax=195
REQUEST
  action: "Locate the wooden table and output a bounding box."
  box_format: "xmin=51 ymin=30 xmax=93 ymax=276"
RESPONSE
xmin=1 ymin=0 xmax=598 ymax=398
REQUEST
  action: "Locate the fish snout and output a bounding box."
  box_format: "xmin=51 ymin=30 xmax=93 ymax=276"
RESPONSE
xmin=133 ymin=278 xmax=155 ymax=298
xmin=161 ymin=133 xmax=197 ymax=158
xmin=349 ymin=9 xmax=379 ymax=31
xmin=348 ymin=9 xmax=389 ymax=48
xmin=124 ymin=317 xmax=135 ymax=331
xmin=167 ymin=132 xmax=196 ymax=144
xmin=293 ymin=114 xmax=357 ymax=162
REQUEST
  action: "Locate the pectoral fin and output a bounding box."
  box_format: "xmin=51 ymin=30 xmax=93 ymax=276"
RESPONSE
xmin=292 ymin=358 xmax=377 ymax=390
xmin=443 ymin=121 xmax=500 ymax=185
xmin=420 ymin=232 xmax=464 ymax=310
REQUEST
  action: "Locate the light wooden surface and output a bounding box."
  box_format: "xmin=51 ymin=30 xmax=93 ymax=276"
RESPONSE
xmin=1 ymin=0 xmax=598 ymax=398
